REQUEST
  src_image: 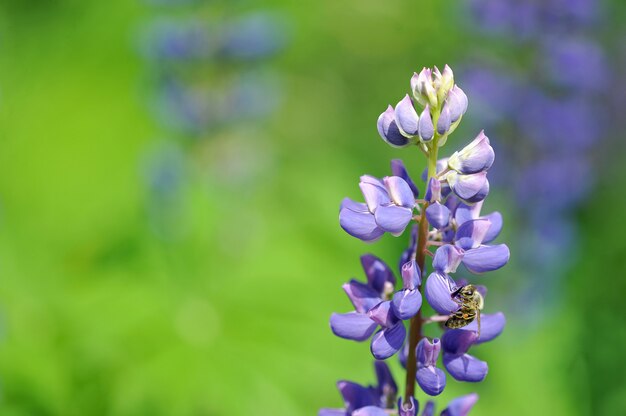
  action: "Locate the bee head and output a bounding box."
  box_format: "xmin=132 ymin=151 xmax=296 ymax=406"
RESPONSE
xmin=460 ymin=285 xmax=475 ymax=297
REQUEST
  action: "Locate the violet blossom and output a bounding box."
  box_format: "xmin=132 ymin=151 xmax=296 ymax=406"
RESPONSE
xmin=460 ymin=0 xmax=613 ymax=317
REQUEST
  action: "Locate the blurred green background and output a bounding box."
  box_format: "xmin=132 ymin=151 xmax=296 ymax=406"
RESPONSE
xmin=0 ymin=0 xmax=625 ymax=415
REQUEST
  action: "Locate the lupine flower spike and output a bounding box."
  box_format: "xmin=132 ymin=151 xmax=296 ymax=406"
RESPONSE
xmin=323 ymin=65 xmax=510 ymax=415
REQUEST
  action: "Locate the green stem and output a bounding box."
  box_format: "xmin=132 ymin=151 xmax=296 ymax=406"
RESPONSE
xmin=403 ymin=135 xmax=439 ymax=403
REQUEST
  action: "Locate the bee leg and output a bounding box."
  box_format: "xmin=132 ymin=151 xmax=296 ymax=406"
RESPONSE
xmin=476 ymin=310 xmax=481 ymax=339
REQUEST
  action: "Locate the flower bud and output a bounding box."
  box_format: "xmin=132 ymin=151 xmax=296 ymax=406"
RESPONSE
xmin=401 ymin=259 xmax=421 ymax=289
xmin=414 ymin=68 xmax=438 ymax=108
xmin=410 ymin=72 xmax=428 ymax=107
xmin=437 ymin=105 xmax=452 ymax=136
xmin=395 ymin=95 xmax=420 ymax=137
xmin=446 ymin=85 xmax=468 ymax=123
xmin=425 ymin=177 xmax=442 ymax=202
xmin=440 ymin=65 xmax=454 ymax=97
xmin=448 ymin=131 xmax=494 ymax=174
xmin=425 ymin=202 xmax=450 ymax=230
xmin=445 ymin=171 xmax=489 ymax=203
xmin=418 ymin=106 xmax=435 ymax=142
xmin=432 ymin=66 xmax=443 ymax=90
xmin=416 ymin=337 xmax=442 ymax=368
xmin=398 ymin=397 xmax=418 ymax=416
xmin=377 ymin=105 xmax=411 ymax=148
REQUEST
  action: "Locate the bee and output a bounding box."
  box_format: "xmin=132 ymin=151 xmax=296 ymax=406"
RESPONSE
xmin=444 ymin=285 xmax=484 ymax=336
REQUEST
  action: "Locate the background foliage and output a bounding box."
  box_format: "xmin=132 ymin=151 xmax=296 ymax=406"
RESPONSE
xmin=0 ymin=0 xmax=624 ymax=415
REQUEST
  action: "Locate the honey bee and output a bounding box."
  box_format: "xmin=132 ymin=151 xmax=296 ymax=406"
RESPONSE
xmin=444 ymin=285 xmax=484 ymax=336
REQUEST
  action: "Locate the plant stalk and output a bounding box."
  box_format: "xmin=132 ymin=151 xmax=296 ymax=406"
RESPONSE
xmin=403 ymin=136 xmax=439 ymax=403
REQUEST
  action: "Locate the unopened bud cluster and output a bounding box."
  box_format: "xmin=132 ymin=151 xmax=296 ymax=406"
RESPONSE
xmin=377 ymin=66 xmax=468 ymax=148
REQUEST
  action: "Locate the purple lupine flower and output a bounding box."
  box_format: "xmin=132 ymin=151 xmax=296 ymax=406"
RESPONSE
xmin=319 ymin=361 xmax=397 ymax=416
xmin=378 ymin=105 xmax=412 ymax=148
xmin=423 ymin=197 xmax=509 ymax=278
xmin=391 ymin=260 xmax=422 ymax=320
xmin=340 ymin=163 xmax=418 ymax=242
xmin=441 ymin=313 xmax=506 ymax=382
xmin=415 ymin=338 xmax=446 ymax=396
xmin=330 ymin=255 xmax=412 ymax=359
xmin=330 ymin=254 xmax=395 ymax=342
xmin=395 ymin=95 xmax=421 ymax=137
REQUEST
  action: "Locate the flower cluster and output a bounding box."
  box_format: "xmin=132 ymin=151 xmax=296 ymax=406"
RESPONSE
xmin=138 ymin=11 xmax=288 ymax=133
xmin=137 ymin=4 xmax=288 ymax=238
xmin=322 ymin=66 xmax=510 ymax=415
xmin=460 ymin=0 xmax=612 ymax=315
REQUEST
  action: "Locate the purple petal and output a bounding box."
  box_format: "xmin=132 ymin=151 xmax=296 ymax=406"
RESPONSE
xmin=416 ymin=337 xmax=441 ymax=367
xmin=416 ymin=366 xmax=446 ymax=396
xmin=398 ymin=397 xmax=418 ymax=416
xmin=341 ymin=197 xmax=370 ymax=213
xmin=464 ymin=179 xmax=489 ymax=203
xmin=374 ymin=204 xmax=413 ymax=235
xmin=432 ymin=245 xmax=464 ymax=274
xmin=330 ymin=312 xmax=378 ymax=341
xmin=337 ymin=380 xmax=377 ymax=413
xmin=401 ymin=259 xmax=421 ymax=289
xmin=425 ymin=202 xmax=450 ymax=229
xmin=395 ymin=94 xmax=420 ymax=136
xmin=454 ymin=201 xmax=483 ymax=226
xmin=359 ymin=180 xmax=390 ymax=213
xmin=352 ymin=407 xmax=388 ymax=416
xmin=422 ymin=401 xmax=435 ymax=416
xmin=441 ymin=393 xmax=478 ymax=416
xmin=360 ymin=175 xmax=384 ymax=186
xmin=384 ymin=176 xmax=416 ymax=208
xmin=482 ymin=211 xmax=503 ymax=243
xmin=441 ymin=329 xmax=478 ymax=355
xmin=391 ymin=159 xmax=419 ymax=198
xmin=368 ymin=301 xmax=398 ymax=328
xmin=455 ymin=219 xmax=492 ymax=250
xmin=340 ymin=206 xmax=384 ymax=242
xmin=418 ymin=106 xmax=434 ymax=142
xmin=370 ymin=322 xmax=406 ymax=360
xmin=361 ymin=254 xmax=396 ymax=295
xmin=437 ymin=105 xmax=451 ymax=135
xmin=446 ymin=171 xmax=488 ymax=202
xmin=461 ymin=312 xmax=506 ymax=344
xmin=446 ymin=85 xmax=468 ymax=123
xmin=462 ymin=244 xmax=510 ymax=274
xmin=443 ymin=353 xmax=488 ymax=382
xmin=424 ymin=272 xmax=458 ymax=315
xmin=447 ymin=131 xmax=494 ymax=174
xmin=392 ymin=289 xmax=422 ymax=320
xmin=343 ymin=279 xmax=383 ymax=313
xmin=374 ymin=360 xmax=398 ymax=399
xmin=425 ymin=177 xmax=441 ymax=203
xmin=377 ymin=105 xmax=410 ymax=147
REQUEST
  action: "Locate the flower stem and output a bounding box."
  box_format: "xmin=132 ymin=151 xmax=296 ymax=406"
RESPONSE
xmin=404 ymin=137 xmax=439 ymax=403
